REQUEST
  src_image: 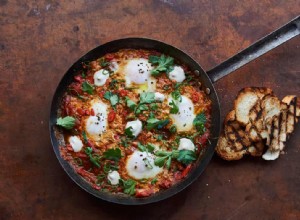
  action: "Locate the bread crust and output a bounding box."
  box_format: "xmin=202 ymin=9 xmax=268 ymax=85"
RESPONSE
xmin=215 ymin=88 xmax=299 ymax=161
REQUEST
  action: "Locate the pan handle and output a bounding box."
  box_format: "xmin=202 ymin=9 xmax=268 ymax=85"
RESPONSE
xmin=207 ymin=15 xmax=300 ymax=83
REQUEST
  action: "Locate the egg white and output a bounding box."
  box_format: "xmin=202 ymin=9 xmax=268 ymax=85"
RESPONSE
xmin=123 ymin=58 xmax=156 ymax=93
xmin=168 ymin=95 xmax=196 ymax=132
xmin=126 ymin=151 xmax=162 ymax=179
xmin=84 ymin=100 xmax=108 ymax=141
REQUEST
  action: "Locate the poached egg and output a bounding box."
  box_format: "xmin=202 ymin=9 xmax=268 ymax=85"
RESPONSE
xmin=126 ymin=151 xmax=162 ymax=179
xmin=85 ymin=100 xmax=108 ymax=141
xmin=168 ymin=95 xmax=196 ymax=132
xmin=123 ymin=58 xmax=156 ymax=93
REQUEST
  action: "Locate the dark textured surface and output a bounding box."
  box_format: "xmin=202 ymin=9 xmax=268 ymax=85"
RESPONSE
xmin=0 ymin=1 xmax=299 ymax=219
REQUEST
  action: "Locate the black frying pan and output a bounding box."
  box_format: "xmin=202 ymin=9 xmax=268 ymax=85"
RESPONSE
xmin=49 ymin=16 xmax=299 ymax=205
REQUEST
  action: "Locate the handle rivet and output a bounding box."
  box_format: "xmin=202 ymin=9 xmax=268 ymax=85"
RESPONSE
xmin=205 ymin=88 xmax=210 ymax=95
xmin=194 ymin=70 xmax=200 ymax=75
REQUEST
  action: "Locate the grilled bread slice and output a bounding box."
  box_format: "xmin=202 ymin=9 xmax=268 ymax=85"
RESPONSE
xmin=282 ymin=96 xmax=297 ymax=136
xmin=248 ymin=141 xmax=265 ymax=157
xmin=278 ymin=103 xmax=288 ymax=150
xmin=224 ymin=110 xmax=251 ymax=150
xmin=216 ymin=88 xmax=299 ymax=161
xmin=234 ymin=87 xmax=273 ymax=126
xmin=216 ymin=134 xmax=247 ymax=161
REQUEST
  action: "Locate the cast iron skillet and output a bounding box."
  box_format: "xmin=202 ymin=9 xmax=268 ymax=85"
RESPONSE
xmin=50 ymin=16 xmax=299 ymax=205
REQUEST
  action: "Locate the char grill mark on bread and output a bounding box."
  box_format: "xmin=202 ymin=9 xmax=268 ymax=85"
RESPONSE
xmin=282 ymin=96 xmax=297 ymax=136
xmin=216 ymin=87 xmax=299 ymax=161
xmin=216 ymin=134 xmax=247 ymax=161
xmin=234 ymin=87 xmax=272 ymax=126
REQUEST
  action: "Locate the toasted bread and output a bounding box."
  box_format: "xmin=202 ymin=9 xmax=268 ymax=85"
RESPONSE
xmin=224 ymin=110 xmax=251 ymax=150
xmin=234 ymin=87 xmax=273 ymax=126
xmin=269 ymin=115 xmax=280 ymax=152
xmin=282 ymin=95 xmax=297 ymax=136
xmin=216 ymin=134 xmax=247 ymax=161
xmin=248 ymin=141 xmax=265 ymax=157
xmin=262 ymin=149 xmax=280 ymax=160
xmin=216 ymin=88 xmax=298 ymax=161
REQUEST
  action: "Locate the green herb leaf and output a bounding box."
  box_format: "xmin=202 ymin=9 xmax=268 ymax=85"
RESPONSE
xmin=135 ymin=104 xmax=148 ymax=114
xmin=154 ymin=156 xmax=168 ymax=167
xmin=155 ymin=150 xmax=172 ymax=157
xmin=99 ymin=57 xmax=109 ymax=67
xmin=110 ymin=94 xmax=119 ymax=106
xmin=146 ymin=118 xmax=170 ymax=130
xmin=125 ymin=126 xmax=134 ymax=138
xmin=146 ymin=143 xmax=156 ymax=153
xmin=82 ymin=81 xmax=94 ymax=94
xmin=193 ymin=112 xmax=206 ymax=133
xmin=103 ymin=148 xmax=122 ymax=161
xmin=85 ymin=147 xmax=101 ymax=167
xmin=150 ymin=103 xmax=158 ymax=110
xmin=104 ymin=91 xmax=119 ymax=108
xmin=137 ymin=142 xmax=146 ymax=152
xmin=169 ymin=100 xmax=179 ymax=114
xmin=171 ymin=89 xmax=182 ymax=101
xmin=143 ymin=157 xmax=153 ymax=169
xmin=121 ymin=179 xmax=136 ymax=195
xmin=137 ymin=142 xmax=155 ymax=153
xmin=120 ymin=137 xmax=129 ymax=147
xmin=151 ymin=178 xmax=158 ymax=185
xmin=155 ymin=135 xmax=164 ymax=141
xmin=170 ymin=124 xmax=177 ymax=133
xmin=166 ymin=156 xmax=172 ymax=169
xmin=56 ymin=116 xmax=76 ymax=130
xmin=82 ymin=131 xmax=88 ymax=144
xmin=149 ymin=55 xmax=174 ymax=76
xmin=177 ymin=150 xmax=197 ymax=165
xmin=125 ymin=97 xmax=137 ymax=111
xmin=140 ymin=92 xmax=155 ymax=104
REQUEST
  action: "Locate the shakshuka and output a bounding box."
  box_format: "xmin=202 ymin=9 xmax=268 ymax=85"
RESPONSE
xmin=57 ymin=49 xmax=212 ymax=197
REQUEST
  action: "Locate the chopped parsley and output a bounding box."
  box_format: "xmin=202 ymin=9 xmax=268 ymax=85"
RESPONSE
xmin=120 ymin=179 xmax=136 ymax=195
xmin=193 ymin=112 xmax=206 ymax=134
xmin=99 ymin=57 xmax=109 ymax=67
xmin=82 ymin=81 xmax=94 ymax=94
xmin=146 ymin=118 xmax=170 ymax=130
xmin=125 ymin=97 xmax=137 ymax=111
xmin=143 ymin=157 xmax=153 ymax=169
xmin=56 ymin=116 xmax=76 ymax=130
xmin=134 ymin=92 xmax=155 ymax=115
xmin=85 ymin=147 xmax=101 ymax=168
xmin=104 ymin=91 xmax=119 ymax=109
xmin=82 ymin=131 xmax=88 ymax=144
xmin=103 ymin=148 xmax=122 ymax=161
xmin=125 ymin=126 xmax=134 ymax=138
xmin=171 ymin=89 xmax=182 ymax=102
xmin=151 ymin=178 xmax=158 ymax=185
xmin=154 ymin=149 xmax=196 ymax=168
xmin=170 ymin=124 xmax=177 ymax=133
xmin=137 ymin=142 xmax=155 ymax=153
xmin=177 ymin=150 xmax=197 ymax=165
xmin=169 ymin=100 xmax=179 ymax=114
xmin=148 ymin=55 xmax=174 ymax=76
